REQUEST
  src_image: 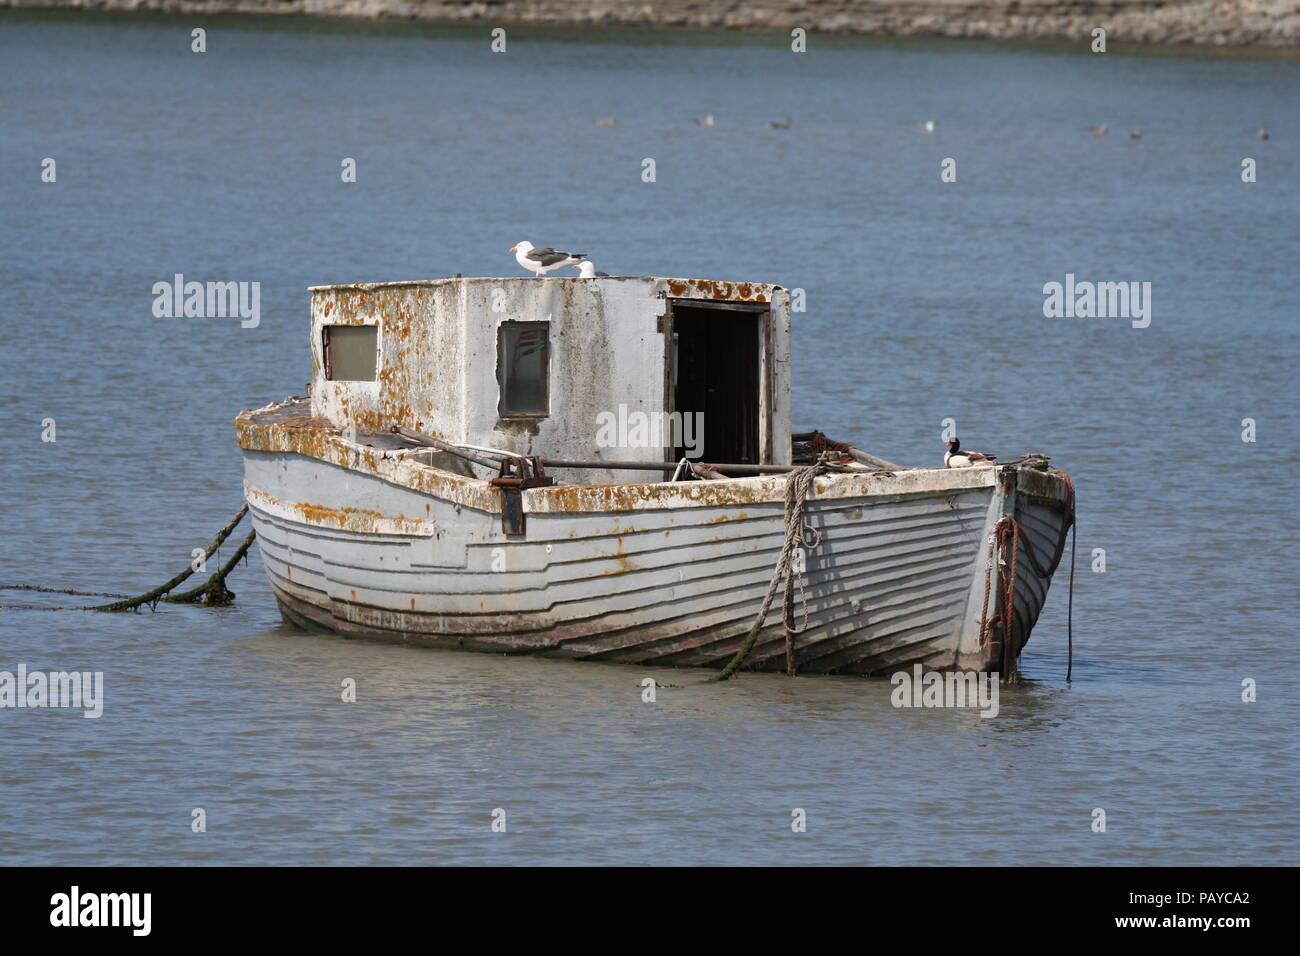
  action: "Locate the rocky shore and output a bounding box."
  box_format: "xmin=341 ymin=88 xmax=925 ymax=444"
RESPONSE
xmin=2 ymin=0 xmax=1298 ymax=48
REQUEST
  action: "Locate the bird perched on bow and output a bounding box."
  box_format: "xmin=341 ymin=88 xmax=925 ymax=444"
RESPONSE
xmin=944 ymin=438 xmax=996 ymax=468
xmin=511 ymin=241 xmax=587 ymax=278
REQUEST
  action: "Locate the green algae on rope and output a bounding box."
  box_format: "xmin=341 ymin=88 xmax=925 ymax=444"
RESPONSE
xmin=90 ymin=504 xmax=251 ymax=612
xmin=162 ymin=528 xmax=256 ymax=607
xmin=0 ymin=506 xmax=255 ymax=612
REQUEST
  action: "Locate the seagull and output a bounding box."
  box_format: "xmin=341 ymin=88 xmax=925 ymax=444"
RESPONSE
xmin=944 ymin=438 xmax=996 ymax=469
xmin=916 ymin=120 xmax=936 ymax=133
xmin=511 ymin=241 xmax=586 ymax=278
xmin=770 ymin=118 xmax=792 ymax=130
xmin=594 ymin=119 xmax=616 ymax=127
xmin=1089 ymin=124 xmax=1109 ymax=135
xmin=1257 ymin=128 xmax=1270 ymax=140
xmin=572 ymin=261 xmax=610 ymax=278
xmin=1130 ymin=129 xmax=1142 ymax=139
xmin=694 ymin=114 xmax=715 ymax=128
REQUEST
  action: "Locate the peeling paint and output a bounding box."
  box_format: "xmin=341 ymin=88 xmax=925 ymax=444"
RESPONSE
xmin=235 ymin=398 xmax=1045 ymax=519
xmin=302 ymin=276 xmax=786 ymax=482
xmin=233 ymin=273 xmax=1072 ymax=674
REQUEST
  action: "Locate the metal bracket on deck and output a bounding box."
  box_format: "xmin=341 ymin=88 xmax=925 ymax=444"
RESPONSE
xmin=489 ymin=457 xmax=555 ymax=536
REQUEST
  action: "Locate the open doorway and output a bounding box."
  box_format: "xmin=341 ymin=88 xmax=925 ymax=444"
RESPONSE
xmin=669 ymin=302 xmax=765 ymax=465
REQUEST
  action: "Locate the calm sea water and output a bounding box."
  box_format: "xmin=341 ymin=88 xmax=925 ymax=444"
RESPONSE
xmin=1 ymin=11 xmax=1297 ymax=866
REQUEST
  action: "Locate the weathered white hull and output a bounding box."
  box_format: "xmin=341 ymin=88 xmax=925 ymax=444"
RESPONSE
xmin=238 ymin=420 xmax=1073 ymax=675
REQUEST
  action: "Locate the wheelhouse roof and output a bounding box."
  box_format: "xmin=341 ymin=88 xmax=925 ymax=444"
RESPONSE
xmin=309 ymin=276 xmax=786 ymax=304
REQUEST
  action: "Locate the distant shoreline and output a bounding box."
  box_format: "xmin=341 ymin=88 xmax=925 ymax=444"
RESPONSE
xmin=2 ymin=0 xmax=1297 ymax=48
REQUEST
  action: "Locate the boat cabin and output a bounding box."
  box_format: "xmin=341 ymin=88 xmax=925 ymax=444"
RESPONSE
xmin=308 ymin=276 xmax=793 ymax=484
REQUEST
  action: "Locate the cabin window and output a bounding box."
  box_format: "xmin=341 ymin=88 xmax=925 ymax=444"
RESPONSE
xmin=497 ymin=321 xmax=549 ymax=418
xmin=323 ymin=325 xmax=378 ymax=382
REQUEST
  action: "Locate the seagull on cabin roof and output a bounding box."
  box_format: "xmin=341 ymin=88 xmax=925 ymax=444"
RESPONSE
xmin=510 ymin=241 xmax=587 ymax=278
xmin=572 ymin=261 xmax=610 ymax=278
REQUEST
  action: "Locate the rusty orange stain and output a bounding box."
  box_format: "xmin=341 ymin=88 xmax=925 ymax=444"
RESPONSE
xmin=662 ymin=277 xmax=778 ymax=304
xmin=237 ymin=405 xmax=800 ymax=516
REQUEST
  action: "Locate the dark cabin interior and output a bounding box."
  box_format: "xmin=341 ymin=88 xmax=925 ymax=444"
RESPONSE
xmin=669 ymin=303 xmax=763 ymax=465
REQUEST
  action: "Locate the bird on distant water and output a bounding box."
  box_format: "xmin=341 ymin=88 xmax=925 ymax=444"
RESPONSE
xmin=1130 ymin=129 xmax=1142 ymax=139
xmin=572 ymin=261 xmax=610 ymax=278
xmin=511 ymin=241 xmax=586 ymax=278
xmin=694 ymin=114 xmax=715 ymax=127
xmin=944 ymin=438 xmax=996 ymax=468
xmin=770 ymin=118 xmax=792 ymax=130
xmin=916 ymin=120 xmax=936 ymax=133
xmin=1089 ymin=124 xmax=1109 ymax=135
xmin=1257 ymin=128 xmax=1270 ymax=140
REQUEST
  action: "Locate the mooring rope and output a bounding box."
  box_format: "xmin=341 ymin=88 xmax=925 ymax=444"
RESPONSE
xmin=1000 ymin=517 xmax=1022 ymax=682
xmin=0 ymin=584 xmax=128 ymax=599
xmin=0 ymin=505 xmax=252 ymax=613
xmin=978 ymin=533 xmax=997 ymax=652
xmin=712 ymin=463 xmax=827 ymax=681
xmin=977 ymin=515 xmax=1022 ymax=682
xmin=90 ymin=504 xmax=250 ymax=612
xmin=977 ymin=470 xmax=1076 ymax=684
xmin=161 ymin=527 xmax=257 ymax=606
xmin=1050 ymin=469 xmax=1077 ymax=682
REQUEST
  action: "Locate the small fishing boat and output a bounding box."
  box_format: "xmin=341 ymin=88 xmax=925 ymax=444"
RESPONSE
xmin=235 ymin=275 xmax=1074 ymax=676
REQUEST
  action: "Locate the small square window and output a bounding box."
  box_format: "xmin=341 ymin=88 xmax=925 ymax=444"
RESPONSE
xmin=323 ymin=325 xmax=378 ymax=382
xmin=497 ymin=321 xmax=549 ymax=418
